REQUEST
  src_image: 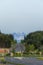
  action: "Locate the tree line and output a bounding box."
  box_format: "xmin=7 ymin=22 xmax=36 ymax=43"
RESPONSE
xmin=21 ymin=31 xmax=43 ymax=53
xmin=0 ymin=31 xmax=16 ymax=48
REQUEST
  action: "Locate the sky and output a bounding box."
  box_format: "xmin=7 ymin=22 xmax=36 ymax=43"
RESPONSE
xmin=0 ymin=0 xmax=43 ymax=34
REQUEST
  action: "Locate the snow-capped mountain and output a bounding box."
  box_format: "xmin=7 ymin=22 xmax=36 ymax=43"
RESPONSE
xmin=13 ymin=32 xmax=26 ymax=43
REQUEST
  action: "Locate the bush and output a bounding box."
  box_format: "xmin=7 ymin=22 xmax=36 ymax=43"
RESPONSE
xmin=6 ymin=53 xmax=10 ymax=56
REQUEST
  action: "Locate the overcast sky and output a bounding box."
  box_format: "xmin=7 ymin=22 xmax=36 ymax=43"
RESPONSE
xmin=0 ymin=0 xmax=43 ymax=34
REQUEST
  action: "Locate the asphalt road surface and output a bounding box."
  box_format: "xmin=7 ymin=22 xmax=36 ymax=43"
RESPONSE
xmin=5 ymin=57 xmax=43 ymax=65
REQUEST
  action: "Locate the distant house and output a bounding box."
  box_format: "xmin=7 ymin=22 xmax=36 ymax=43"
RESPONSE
xmin=0 ymin=48 xmax=10 ymax=56
xmin=0 ymin=48 xmax=10 ymax=53
xmin=0 ymin=42 xmax=11 ymax=56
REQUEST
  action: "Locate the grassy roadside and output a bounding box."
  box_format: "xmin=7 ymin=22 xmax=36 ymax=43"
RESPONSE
xmin=36 ymin=57 xmax=43 ymax=60
xmin=5 ymin=61 xmax=24 ymax=65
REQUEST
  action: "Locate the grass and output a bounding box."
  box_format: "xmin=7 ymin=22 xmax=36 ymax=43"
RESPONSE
xmin=6 ymin=61 xmax=24 ymax=65
xmin=37 ymin=57 xmax=43 ymax=60
xmin=0 ymin=57 xmax=4 ymax=60
xmin=13 ymin=53 xmax=43 ymax=57
xmin=0 ymin=64 xmax=24 ymax=65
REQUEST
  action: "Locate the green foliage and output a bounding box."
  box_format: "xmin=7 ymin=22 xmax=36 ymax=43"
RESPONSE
xmin=0 ymin=32 xmax=16 ymax=48
xmin=23 ymin=31 xmax=43 ymax=52
xmin=28 ymin=44 xmax=35 ymax=51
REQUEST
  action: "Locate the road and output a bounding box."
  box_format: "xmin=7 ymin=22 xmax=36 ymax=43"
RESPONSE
xmin=5 ymin=57 xmax=43 ymax=65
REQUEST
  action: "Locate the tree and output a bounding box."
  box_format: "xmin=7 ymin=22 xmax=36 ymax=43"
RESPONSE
xmin=25 ymin=44 xmax=35 ymax=52
xmin=0 ymin=32 xmax=16 ymax=48
xmin=22 ymin=31 xmax=43 ymax=52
